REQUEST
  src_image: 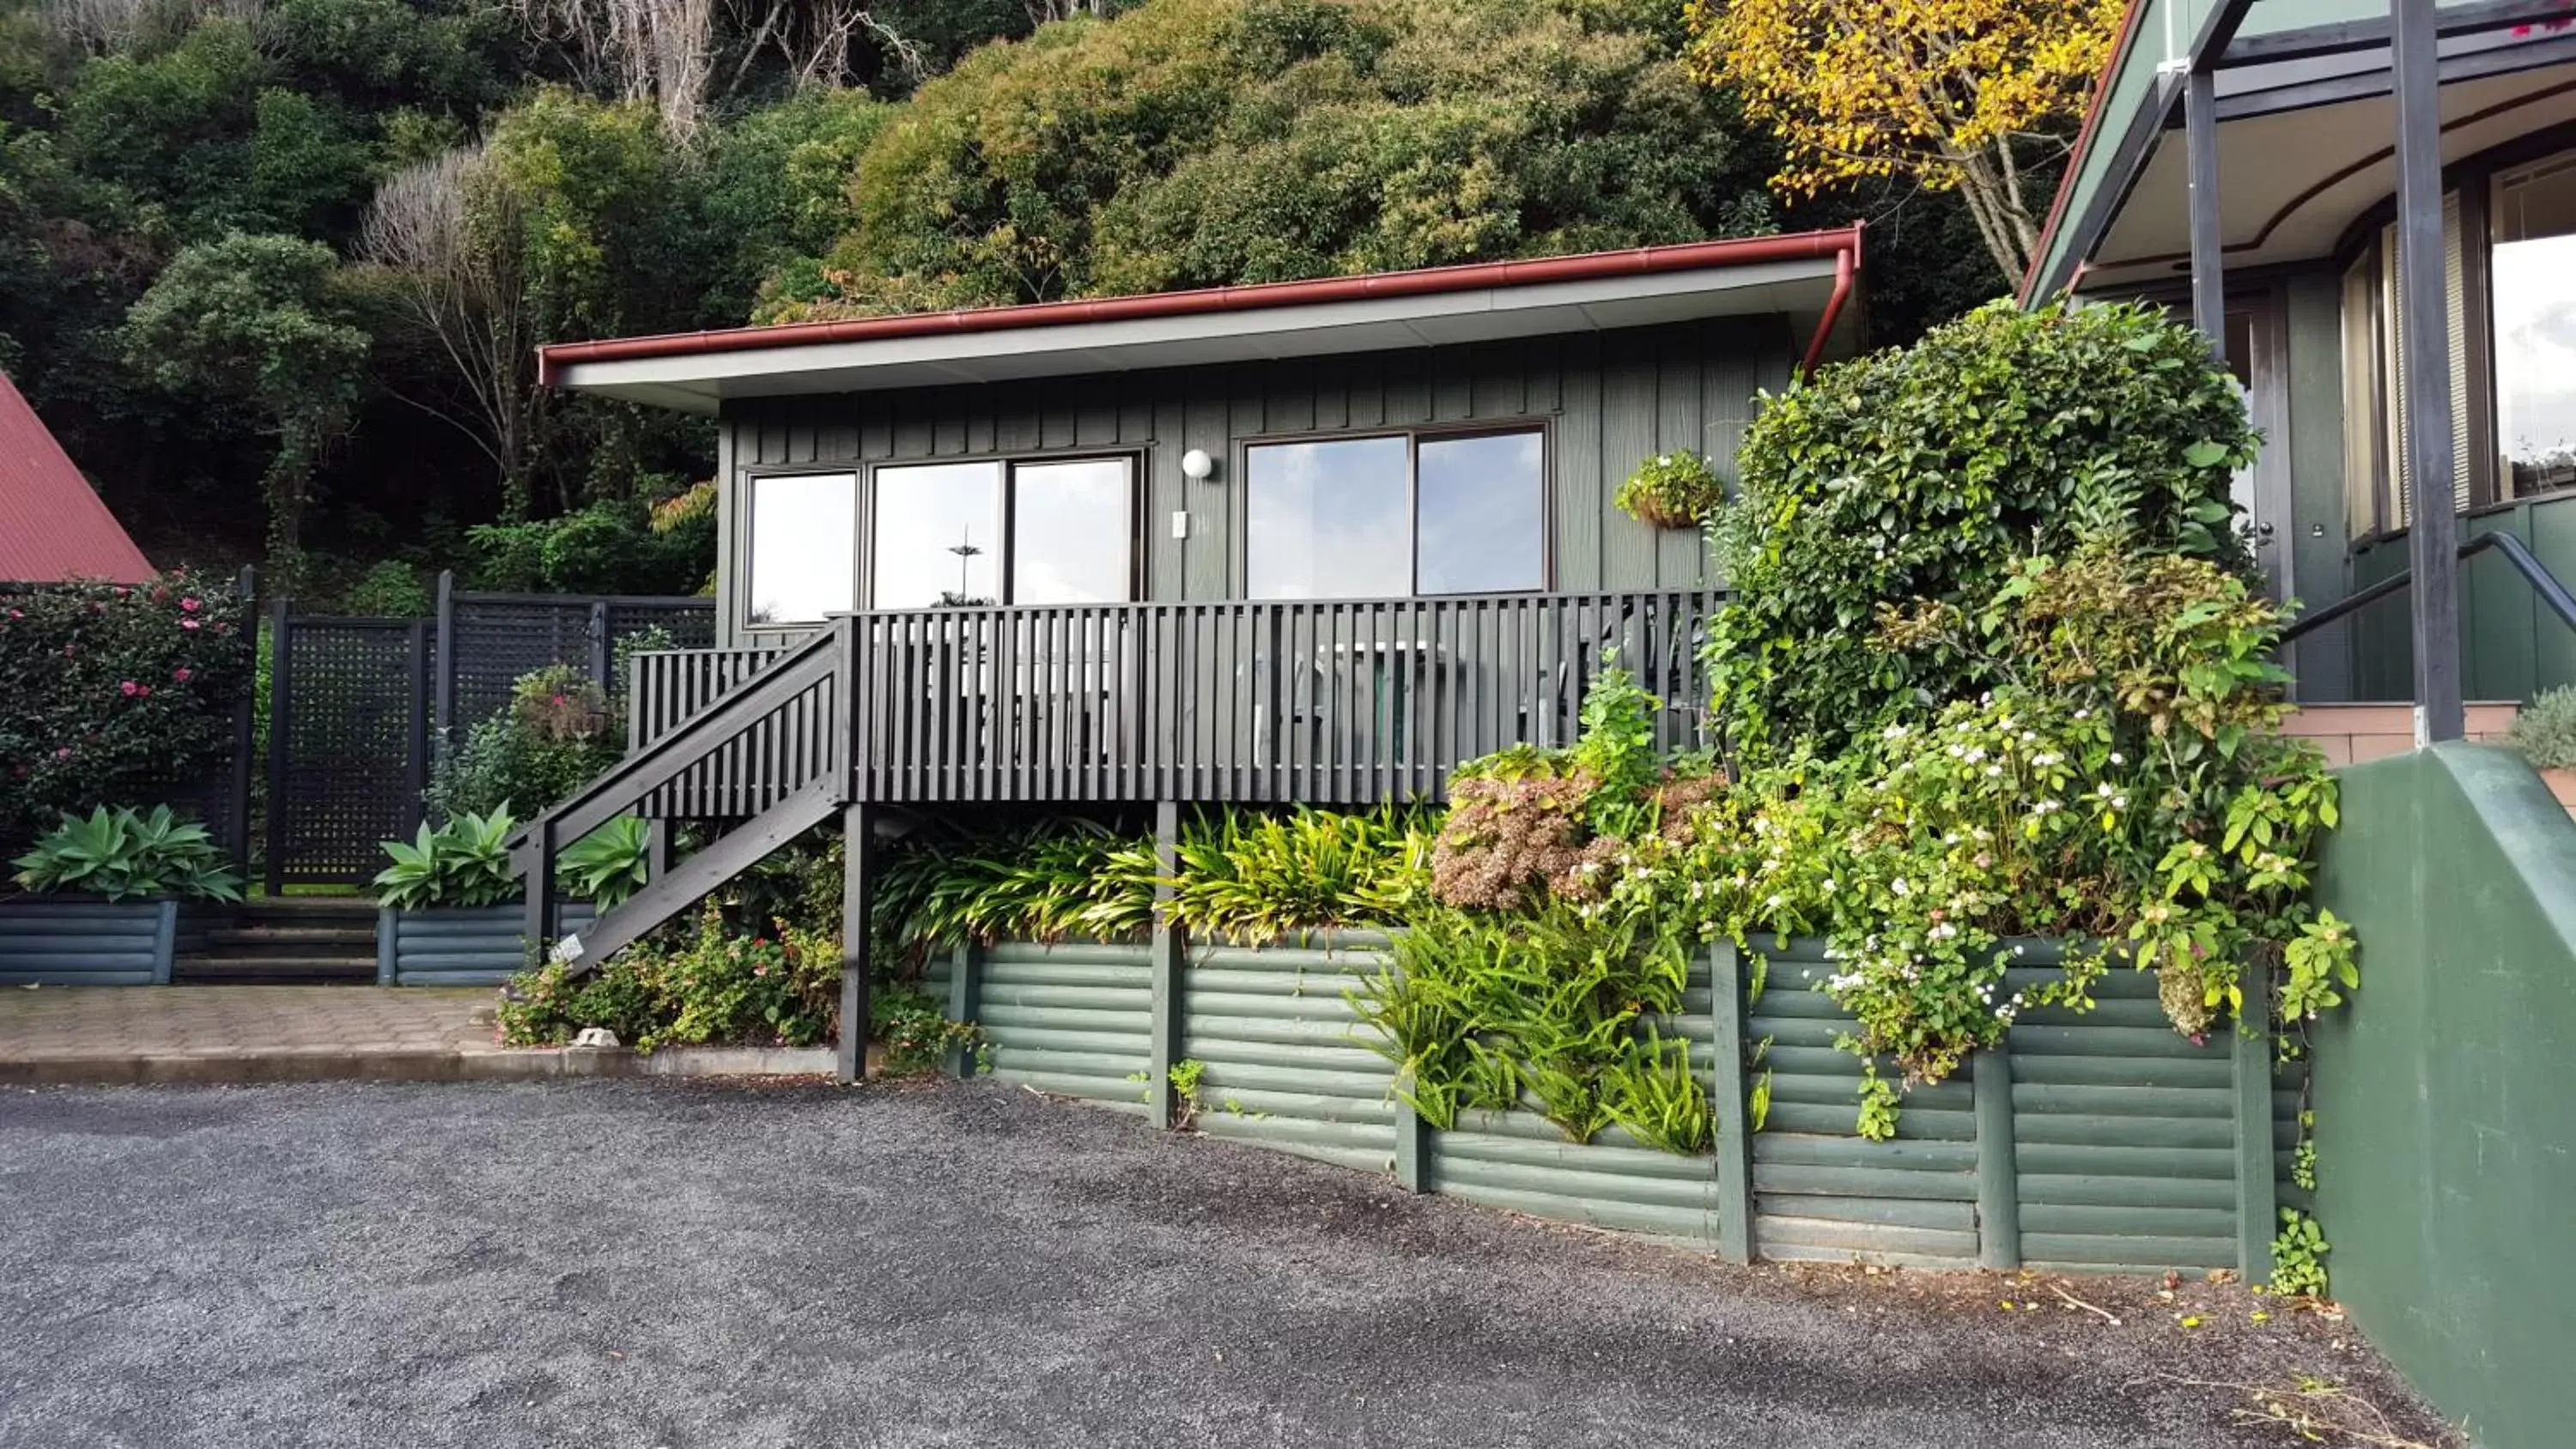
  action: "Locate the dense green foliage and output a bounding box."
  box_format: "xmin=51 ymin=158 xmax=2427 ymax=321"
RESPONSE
xmin=0 ymin=570 xmax=252 ymax=852
xmin=1707 ymin=300 xmax=2257 ymax=759
xmin=424 ymin=664 xmax=622 ymax=821
xmin=500 ymin=901 xmax=843 ymax=1051
xmin=4 ymin=0 xmax=2002 ymax=591
xmin=787 ymin=0 xmax=1778 ymax=317
xmin=1613 ymin=450 xmax=1726 ymax=530
xmin=10 ymin=803 xmax=243 ymax=901
xmin=2509 ymin=685 xmax=2576 ymax=770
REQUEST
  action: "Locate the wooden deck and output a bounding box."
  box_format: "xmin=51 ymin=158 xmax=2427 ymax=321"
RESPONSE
xmin=625 ymin=590 xmax=1718 ymax=814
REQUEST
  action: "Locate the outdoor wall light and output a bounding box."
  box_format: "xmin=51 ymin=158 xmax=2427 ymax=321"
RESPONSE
xmin=1181 ymin=448 xmax=1216 ymax=482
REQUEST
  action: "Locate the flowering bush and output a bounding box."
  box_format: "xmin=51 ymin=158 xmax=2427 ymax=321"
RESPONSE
xmin=0 ymin=571 xmax=252 ymax=852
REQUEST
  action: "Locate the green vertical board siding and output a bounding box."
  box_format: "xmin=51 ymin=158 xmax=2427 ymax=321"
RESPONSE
xmin=1181 ymin=931 xmax=1399 ymax=1173
xmin=718 ymin=318 xmax=1796 ymax=634
xmin=1749 ymin=944 xmax=1981 ymax=1267
xmin=2283 ymin=270 xmax=2355 ymax=702
xmin=2310 ymin=743 xmax=2576 ymax=1449
xmin=2346 ymin=491 xmax=2576 ymax=702
xmin=969 ymin=940 xmax=1155 ymax=1115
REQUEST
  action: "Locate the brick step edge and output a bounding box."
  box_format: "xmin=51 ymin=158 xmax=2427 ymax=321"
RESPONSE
xmin=0 ymin=1044 xmax=867 ymax=1087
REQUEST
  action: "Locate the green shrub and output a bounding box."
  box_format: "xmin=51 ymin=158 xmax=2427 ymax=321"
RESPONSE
xmin=874 ymin=819 xmax=1160 ymax=953
xmin=1707 ymin=300 xmax=2256 ymax=758
xmin=498 ymin=903 xmax=841 ymax=1052
xmin=10 ymin=804 xmax=244 ymax=902
xmin=426 ymin=664 xmax=623 ymax=822
xmin=2510 ymin=685 xmax=2576 ymax=770
xmin=374 ymin=808 xmax=519 ymax=909
xmin=1613 ymin=451 xmax=1725 ymax=530
xmin=0 ymin=571 xmax=253 ymax=852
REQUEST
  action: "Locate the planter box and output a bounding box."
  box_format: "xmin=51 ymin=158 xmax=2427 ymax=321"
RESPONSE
xmin=376 ymin=903 xmax=596 ymax=987
xmin=0 ymin=898 xmax=178 ymax=985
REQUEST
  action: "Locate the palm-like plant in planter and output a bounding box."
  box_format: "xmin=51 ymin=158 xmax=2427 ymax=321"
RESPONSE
xmin=4 ymin=805 xmax=240 ymax=985
xmin=374 ymin=808 xmax=520 ymax=909
xmin=10 ymin=804 xmax=243 ymax=903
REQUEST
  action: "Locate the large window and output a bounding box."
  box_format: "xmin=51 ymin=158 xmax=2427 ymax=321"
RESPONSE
xmin=869 ymin=456 xmax=1135 ymax=609
xmin=2341 ymin=140 xmax=2576 ymax=537
xmin=1245 ymin=427 xmax=1546 ymax=599
xmin=746 ymin=472 xmax=857 ymax=625
xmin=2491 ymin=153 xmax=2576 ymax=497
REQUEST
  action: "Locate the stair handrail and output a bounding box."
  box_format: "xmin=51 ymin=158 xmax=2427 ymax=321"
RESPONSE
xmin=2280 ymin=530 xmax=2576 ymax=646
xmin=508 ymin=618 xmax=850 ymax=876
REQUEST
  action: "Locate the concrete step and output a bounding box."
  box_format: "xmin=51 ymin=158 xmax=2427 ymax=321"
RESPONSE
xmin=173 ymin=955 xmax=378 ymax=985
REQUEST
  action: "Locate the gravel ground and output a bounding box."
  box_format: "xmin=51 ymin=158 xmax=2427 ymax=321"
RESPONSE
xmin=0 ymin=1079 xmax=2452 ymax=1449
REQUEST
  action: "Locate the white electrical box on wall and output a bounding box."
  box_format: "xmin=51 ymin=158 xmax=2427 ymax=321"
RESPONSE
xmin=1170 ymin=511 xmax=1189 ymax=540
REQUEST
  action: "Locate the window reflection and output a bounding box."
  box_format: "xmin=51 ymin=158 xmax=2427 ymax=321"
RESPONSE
xmin=1012 ymin=458 xmax=1133 ymax=603
xmin=1419 ymin=432 xmax=1546 ymax=593
xmin=872 ymin=461 xmax=1002 ymax=608
xmin=1246 ymin=436 xmax=1412 ymax=599
xmin=2493 ymin=155 xmax=2576 ymax=496
xmin=746 ymin=472 xmax=855 ymax=625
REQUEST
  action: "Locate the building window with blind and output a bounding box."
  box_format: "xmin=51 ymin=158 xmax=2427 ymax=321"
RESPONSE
xmin=2336 ymin=142 xmax=2576 ymax=538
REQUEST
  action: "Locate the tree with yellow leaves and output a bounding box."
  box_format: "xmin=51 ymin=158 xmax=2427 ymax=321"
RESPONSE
xmin=1684 ymin=0 xmax=2124 ymax=283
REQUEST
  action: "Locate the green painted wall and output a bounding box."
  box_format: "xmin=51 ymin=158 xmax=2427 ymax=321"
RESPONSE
xmin=2348 ymin=494 xmax=2576 ymax=702
xmin=715 ymin=318 xmax=1796 ymax=646
xmin=2310 ymin=743 xmax=2576 ymax=1449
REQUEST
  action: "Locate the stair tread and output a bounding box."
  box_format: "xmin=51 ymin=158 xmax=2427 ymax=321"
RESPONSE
xmin=208 ymin=928 xmax=376 ymax=945
xmin=176 ymin=954 xmax=377 ymax=969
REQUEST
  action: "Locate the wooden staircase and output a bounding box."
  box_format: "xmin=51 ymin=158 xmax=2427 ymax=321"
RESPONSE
xmin=174 ymin=898 xmax=380 ymax=985
xmin=513 ymin=622 xmax=850 ymax=975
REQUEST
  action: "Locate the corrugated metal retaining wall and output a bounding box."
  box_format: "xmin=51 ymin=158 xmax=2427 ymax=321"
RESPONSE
xmin=939 ymin=934 xmax=2302 ymax=1276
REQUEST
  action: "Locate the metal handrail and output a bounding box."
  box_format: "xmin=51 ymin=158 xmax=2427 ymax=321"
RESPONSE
xmin=2279 ymin=530 xmax=2576 ymax=645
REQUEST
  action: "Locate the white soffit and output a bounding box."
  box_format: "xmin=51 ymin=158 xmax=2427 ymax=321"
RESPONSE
xmin=2081 ymin=58 xmax=2576 ymax=292
xmin=552 ymin=258 xmax=1843 ymax=414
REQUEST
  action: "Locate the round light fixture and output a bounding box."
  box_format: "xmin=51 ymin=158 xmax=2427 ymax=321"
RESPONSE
xmin=1181 ymin=448 xmax=1216 ymax=481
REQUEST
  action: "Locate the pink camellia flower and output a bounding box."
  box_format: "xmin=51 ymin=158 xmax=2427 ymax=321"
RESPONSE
xmin=119 ymin=681 xmax=139 ymax=697
xmin=179 ymin=597 xmax=202 ymax=612
xmin=61 ymin=643 xmax=74 ymax=657
xmin=173 ymin=667 xmax=192 ymax=683
xmin=53 ymin=747 xmax=70 ymax=761
xmin=112 ymin=587 xmax=129 ymax=598
xmin=179 ymin=618 xmax=201 ymax=631
xmin=136 ymin=684 xmax=151 ymax=699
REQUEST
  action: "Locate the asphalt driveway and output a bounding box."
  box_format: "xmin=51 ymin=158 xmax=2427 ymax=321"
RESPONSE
xmin=0 ymin=1079 xmax=2446 ymax=1448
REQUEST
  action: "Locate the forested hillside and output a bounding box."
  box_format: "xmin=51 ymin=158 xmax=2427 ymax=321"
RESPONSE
xmin=0 ymin=0 xmax=2003 ymax=597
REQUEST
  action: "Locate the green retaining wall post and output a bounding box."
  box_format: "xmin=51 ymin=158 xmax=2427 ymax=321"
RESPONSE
xmin=2233 ymin=985 xmax=2278 ymax=1283
xmin=1709 ymin=942 xmax=1754 ymax=1264
xmin=1972 ymin=1043 xmax=2021 ymax=1270
xmin=1148 ymin=801 xmax=1182 ymax=1128
xmin=945 ymin=941 xmax=980 ymax=1079
xmin=1393 ymin=1076 xmax=1429 ymax=1191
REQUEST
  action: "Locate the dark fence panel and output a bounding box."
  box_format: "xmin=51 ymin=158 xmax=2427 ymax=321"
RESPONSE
xmin=266 ymin=613 xmax=430 ymax=887
xmin=433 ymin=576 xmax=715 ymax=737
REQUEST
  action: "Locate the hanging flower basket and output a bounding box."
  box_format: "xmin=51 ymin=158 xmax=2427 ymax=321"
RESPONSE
xmin=1614 ymin=452 xmax=1726 ymax=530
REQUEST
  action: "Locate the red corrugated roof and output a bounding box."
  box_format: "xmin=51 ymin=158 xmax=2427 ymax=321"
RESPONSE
xmin=0 ymin=369 xmax=151 ymax=585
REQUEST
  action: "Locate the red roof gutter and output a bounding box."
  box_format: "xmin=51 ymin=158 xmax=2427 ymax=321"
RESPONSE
xmin=537 ymin=225 xmax=1866 ymax=386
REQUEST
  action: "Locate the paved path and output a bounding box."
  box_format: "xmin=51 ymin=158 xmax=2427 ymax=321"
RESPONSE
xmin=0 ymin=1079 xmax=2450 ymax=1449
xmin=0 ymin=987 xmax=840 ymax=1083
xmin=0 ymin=986 xmax=498 ymax=1082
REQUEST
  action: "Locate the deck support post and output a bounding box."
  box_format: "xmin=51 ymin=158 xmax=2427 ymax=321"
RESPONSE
xmin=2392 ymin=0 xmax=2465 ymax=743
xmin=837 ymin=801 xmax=873 ymax=1085
xmin=2184 ymin=65 xmax=2227 ymax=366
xmin=1709 ymin=941 xmax=1754 ymax=1264
xmin=945 ymin=941 xmax=980 ymax=1078
xmin=524 ymin=815 xmax=556 ymax=968
xmin=1148 ymin=801 xmax=1183 ymax=1127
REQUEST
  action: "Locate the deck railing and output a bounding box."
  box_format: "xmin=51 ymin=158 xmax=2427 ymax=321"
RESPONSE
xmin=627 ymin=589 xmax=1719 ymax=812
